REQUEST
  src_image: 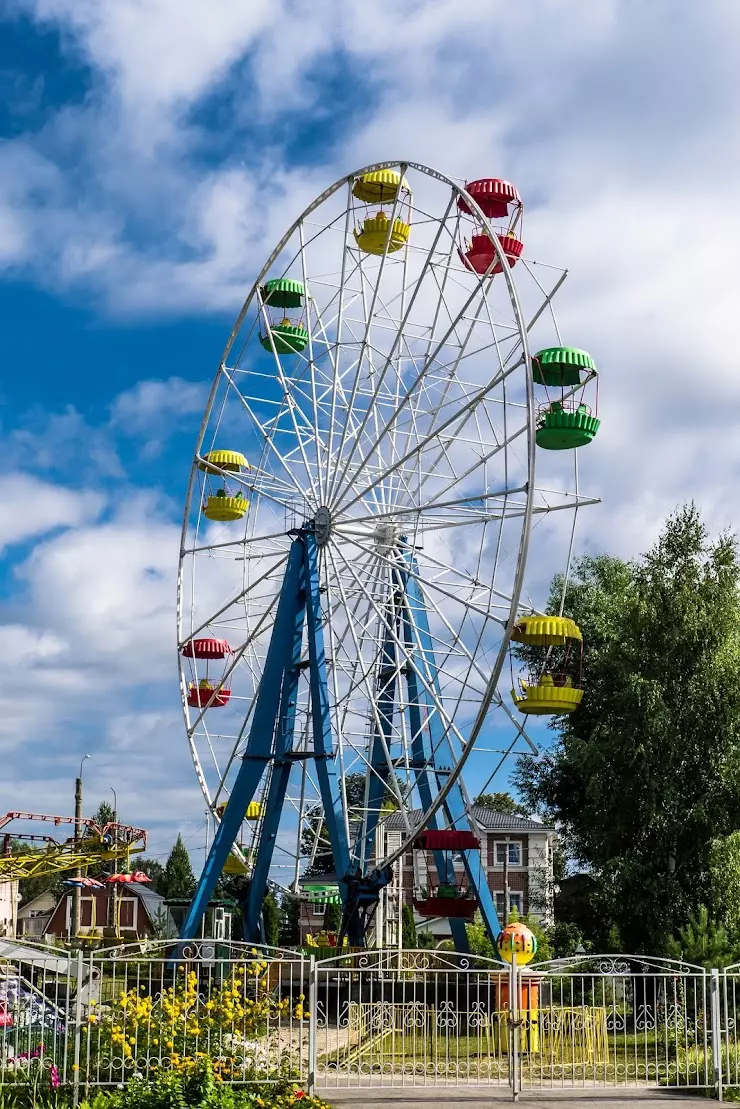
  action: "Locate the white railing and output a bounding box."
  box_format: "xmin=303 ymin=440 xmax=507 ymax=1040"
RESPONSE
xmin=0 ymin=941 xmax=736 ymax=1100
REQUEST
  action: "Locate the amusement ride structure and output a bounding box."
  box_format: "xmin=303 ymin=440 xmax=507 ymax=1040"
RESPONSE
xmin=0 ymin=812 xmax=146 ymax=881
xmin=177 ymin=162 xmax=600 ymax=950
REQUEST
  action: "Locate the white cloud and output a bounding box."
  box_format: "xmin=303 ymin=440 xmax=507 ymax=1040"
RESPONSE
xmin=0 ymin=473 xmax=103 ymax=553
xmin=109 ymin=376 xmax=209 ymax=455
xmin=18 ymin=496 xmax=179 ymax=676
xmin=2 ymin=0 xmax=740 ymax=845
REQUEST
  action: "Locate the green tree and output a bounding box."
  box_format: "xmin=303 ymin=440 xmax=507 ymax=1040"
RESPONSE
xmin=473 ymin=792 xmax=530 ymax=816
xmin=302 ymin=773 xmax=408 ymax=874
xmin=162 ymin=835 xmax=196 ymax=900
xmin=136 ymin=858 xmax=167 ymax=895
xmin=278 ymin=895 xmax=300 ymax=946
xmin=666 ymin=905 xmax=739 ymax=968
xmin=548 ymin=920 xmax=588 ymax=959
xmin=91 ymin=801 xmax=115 ymax=827
xmin=708 ymin=832 xmax=740 ymax=935
xmin=262 ymin=891 xmax=280 ymax=947
xmin=323 ymin=900 xmax=342 ymax=932
xmin=516 ymin=506 xmax=740 ymax=953
xmin=466 ymin=912 xmax=495 ymax=958
xmin=401 ymin=904 xmax=418 ymax=949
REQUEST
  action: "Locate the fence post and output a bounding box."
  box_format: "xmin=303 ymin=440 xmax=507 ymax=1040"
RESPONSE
xmin=510 ymin=951 xmax=519 ymax=1102
xmin=308 ymin=955 xmax=317 ymax=1095
xmin=711 ymin=968 xmax=723 ymax=1102
xmin=72 ymin=947 xmax=84 ymax=1108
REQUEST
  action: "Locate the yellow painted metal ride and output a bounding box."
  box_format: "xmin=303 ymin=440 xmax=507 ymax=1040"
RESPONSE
xmin=0 ymin=811 xmax=147 ymax=881
xmin=197 ymin=448 xmax=250 ymax=522
xmin=352 ymin=169 xmax=411 ymax=255
xmin=511 ymin=614 xmax=584 ymax=715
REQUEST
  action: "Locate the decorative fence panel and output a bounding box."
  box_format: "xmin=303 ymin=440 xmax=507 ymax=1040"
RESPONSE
xmin=0 ymin=942 xmax=729 ymax=1100
xmin=516 ymin=955 xmax=712 ymax=1095
xmin=311 ymin=949 xmax=510 ymax=1089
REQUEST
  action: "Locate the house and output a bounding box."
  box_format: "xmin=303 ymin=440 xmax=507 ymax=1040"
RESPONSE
xmin=296 ymin=807 xmax=555 ymax=947
xmin=16 ymin=890 xmax=57 ymax=939
xmin=378 ymin=805 xmax=555 ymax=944
xmin=296 ymin=874 xmax=341 ymax=946
xmin=44 ymin=884 xmax=177 ymax=941
xmin=166 ymin=899 xmax=236 ymax=941
xmin=0 ymin=881 xmax=19 ymax=938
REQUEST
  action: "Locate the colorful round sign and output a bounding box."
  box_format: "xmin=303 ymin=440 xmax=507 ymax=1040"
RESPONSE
xmin=496 ymin=922 xmax=538 ymax=965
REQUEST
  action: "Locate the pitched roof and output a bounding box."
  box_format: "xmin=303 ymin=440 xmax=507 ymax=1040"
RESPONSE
xmin=381 ymin=805 xmax=553 ymax=834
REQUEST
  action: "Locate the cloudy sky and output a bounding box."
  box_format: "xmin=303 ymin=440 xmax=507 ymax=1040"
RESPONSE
xmin=1 ymin=0 xmax=738 ymax=869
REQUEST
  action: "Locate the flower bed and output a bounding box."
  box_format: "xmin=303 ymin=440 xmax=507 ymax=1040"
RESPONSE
xmin=84 ymin=957 xmax=309 ymax=1083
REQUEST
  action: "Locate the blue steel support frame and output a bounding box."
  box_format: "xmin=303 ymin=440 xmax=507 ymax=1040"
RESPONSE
xmin=242 ymin=561 xmax=306 ymax=940
xmin=402 ymin=557 xmax=502 ymax=948
xmin=181 ymin=525 xmax=500 ymax=950
xmin=180 ymin=529 xmax=352 ymax=943
xmin=354 ymin=600 xmax=398 ymax=867
xmin=303 ymin=532 xmax=352 ymax=898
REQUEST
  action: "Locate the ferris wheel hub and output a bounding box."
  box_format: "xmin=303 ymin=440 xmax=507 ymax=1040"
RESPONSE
xmin=374 ymin=521 xmax=398 ymax=554
xmin=314 ymin=505 xmax=332 ymax=547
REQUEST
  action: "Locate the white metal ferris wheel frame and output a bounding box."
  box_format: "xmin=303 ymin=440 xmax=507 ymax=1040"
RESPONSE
xmin=177 ymin=160 xmax=587 ymax=887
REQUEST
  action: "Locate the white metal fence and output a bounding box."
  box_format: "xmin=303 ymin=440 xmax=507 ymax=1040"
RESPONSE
xmin=0 ymin=941 xmax=736 ymax=1100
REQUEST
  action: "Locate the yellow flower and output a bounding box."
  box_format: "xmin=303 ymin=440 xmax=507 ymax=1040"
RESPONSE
xmin=72 ymin=1064 xmax=79 ymax=1072
xmin=129 ymin=1036 xmax=136 ymax=1045
xmin=88 ymin=1014 xmax=98 ymax=1024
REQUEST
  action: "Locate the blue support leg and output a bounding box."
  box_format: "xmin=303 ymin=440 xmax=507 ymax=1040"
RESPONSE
xmin=303 ymin=533 xmax=355 ymax=928
xmin=402 ymin=592 xmax=469 ymax=951
xmin=402 ymin=558 xmax=503 ymax=949
xmin=180 ymin=540 xmax=305 ymax=941
xmin=354 ymin=609 xmax=398 ymax=869
xmin=243 ymin=554 xmax=307 ymax=941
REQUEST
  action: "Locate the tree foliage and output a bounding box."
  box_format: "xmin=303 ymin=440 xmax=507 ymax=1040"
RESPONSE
xmin=666 ymin=905 xmax=739 ymax=969
xmin=136 ymin=858 xmax=167 ymax=896
xmin=516 ymin=506 xmax=740 ymax=953
xmin=473 ymin=792 xmax=529 ymax=816
xmin=323 ymin=900 xmax=342 ymax=932
xmin=91 ymin=801 xmax=115 ymax=827
xmin=163 ymin=835 xmax=196 ymax=900
xmin=262 ymin=891 xmax=280 ymax=947
xmin=401 ymin=904 xmax=418 ymax=949
xmin=278 ymin=895 xmax=300 ymax=946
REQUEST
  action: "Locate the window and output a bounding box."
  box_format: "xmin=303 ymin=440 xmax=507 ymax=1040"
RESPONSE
xmin=495 ymin=891 xmax=524 ymax=915
xmin=311 ymin=902 xmax=325 ymax=917
xmin=495 ymin=841 xmax=522 ymax=866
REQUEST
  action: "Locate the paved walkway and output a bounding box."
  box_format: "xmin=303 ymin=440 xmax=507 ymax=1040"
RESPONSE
xmin=318 ymin=1089 xmax=711 ymax=1106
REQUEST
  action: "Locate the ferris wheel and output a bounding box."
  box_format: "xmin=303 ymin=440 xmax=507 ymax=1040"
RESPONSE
xmin=177 ymin=162 xmax=600 ymax=948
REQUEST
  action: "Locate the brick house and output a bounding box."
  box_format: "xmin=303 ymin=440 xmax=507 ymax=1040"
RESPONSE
xmin=377 ymin=806 xmax=555 ymax=944
xmin=44 ymin=884 xmax=175 ymax=941
xmin=297 ymin=807 xmax=555 ymax=946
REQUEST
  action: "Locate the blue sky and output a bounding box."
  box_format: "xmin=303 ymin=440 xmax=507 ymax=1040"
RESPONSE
xmin=1 ymin=0 xmax=739 ymax=869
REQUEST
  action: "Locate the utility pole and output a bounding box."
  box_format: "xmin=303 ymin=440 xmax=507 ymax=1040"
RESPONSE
xmin=72 ymin=754 xmax=90 ymax=940
xmin=503 ymin=839 xmax=510 ymax=928
xmin=108 ymin=787 xmax=118 ymax=935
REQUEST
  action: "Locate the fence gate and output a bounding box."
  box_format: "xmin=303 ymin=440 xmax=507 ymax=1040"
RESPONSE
xmin=311 ymin=950 xmax=512 ymax=1088
xmin=716 ymin=962 xmax=740 ymax=1097
xmin=514 ymin=955 xmax=712 ymax=1095
xmin=0 ymin=941 xmax=725 ymax=1099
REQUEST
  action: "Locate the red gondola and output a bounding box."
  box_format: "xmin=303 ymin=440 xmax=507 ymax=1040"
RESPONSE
xmin=457 ymin=177 xmax=524 ymax=277
xmin=181 ymin=638 xmax=233 ymax=710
